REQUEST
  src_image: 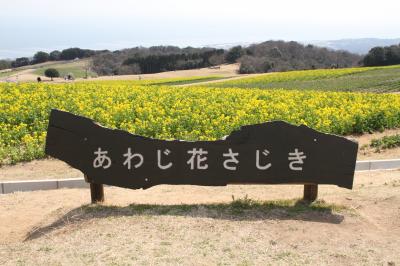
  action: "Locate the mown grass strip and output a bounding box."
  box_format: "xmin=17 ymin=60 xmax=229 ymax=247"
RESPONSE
xmin=83 ymin=198 xmax=348 ymax=217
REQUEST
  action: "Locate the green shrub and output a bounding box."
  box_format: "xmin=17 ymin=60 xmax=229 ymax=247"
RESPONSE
xmin=44 ymin=68 xmax=60 ymax=80
xmin=370 ymin=134 xmax=400 ymax=150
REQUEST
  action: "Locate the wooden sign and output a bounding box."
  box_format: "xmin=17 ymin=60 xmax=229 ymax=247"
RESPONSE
xmin=45 ymin=109 xmax=358 ymax=203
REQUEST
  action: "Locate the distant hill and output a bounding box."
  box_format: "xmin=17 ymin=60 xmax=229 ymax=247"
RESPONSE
xmin=310 ymin=38 xmax=400 ymax=55
xmin=237 ymin=41 xmax=361 ymax=74
xmin=90 ymin=41 xmax=361 ymax=75
xmin=1 ymin=40 xmax=368 ymax=76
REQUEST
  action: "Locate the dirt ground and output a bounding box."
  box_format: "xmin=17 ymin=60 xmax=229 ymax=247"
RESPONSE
xmin=1 ymin=129 xmax=399 ymax=182
xmin=0 ymin=159 xmax=82 ymax=181
xmin=0 ymin=127 xmax=398 ymax=265
xmin=0 ymin=169 xmax=399 ymax=265
xmin=349 ymin=128 xmax=400 ymax=160
xmin=0 ymin=61 xmax=75 ymax=82
xmin=0 ymin=69 xmax=38 ymax=82
xmin=88 ymin=63 xmax=241 ymax=81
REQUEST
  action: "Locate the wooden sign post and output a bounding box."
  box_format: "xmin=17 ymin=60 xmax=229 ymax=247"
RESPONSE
xmin=84 ymin=175 xmax=104 ymax=203
xmin=45 ymin=109 xmax=358 ymax=203
xmin=303 ymin=184 xmax=318 ymax=202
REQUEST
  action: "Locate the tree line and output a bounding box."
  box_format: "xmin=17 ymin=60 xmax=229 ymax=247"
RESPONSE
xmin=234 ymin=41 xmax=362 ymax=73
xmin=0 ymin=48 xmax=104 ymax=70
xmin=2 ymin=41 xmax=399 ymax=74
xmin=91 ymin=46 xmax=225 ymax=75
xmin=363 ymin=44 xmax=400 ymax=66
xmin=90 ymin=42 xmax=363 ymax=75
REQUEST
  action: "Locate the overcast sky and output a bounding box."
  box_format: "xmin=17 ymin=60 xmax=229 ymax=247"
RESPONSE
xmin=1 ymin=0 xmax=399 ymax=58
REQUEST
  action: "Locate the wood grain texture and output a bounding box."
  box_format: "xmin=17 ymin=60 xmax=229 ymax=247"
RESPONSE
xmin=45 ymin=109 xmax=358 ymax=190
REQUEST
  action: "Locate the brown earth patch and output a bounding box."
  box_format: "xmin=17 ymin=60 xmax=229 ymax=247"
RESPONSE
xmin=347 ymin=128 xmax=400 ymax=160
xmin=0 ymin=170 xmax=399 ymax=265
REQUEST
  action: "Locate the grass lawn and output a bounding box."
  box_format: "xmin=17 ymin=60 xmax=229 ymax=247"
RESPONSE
xmin=33 ymin=60 xmax=97 ymax=79
xmin=260 ymin=67 xmax=400 ymax=92
xmin=209 ymin=65 xmax=400 ymax=92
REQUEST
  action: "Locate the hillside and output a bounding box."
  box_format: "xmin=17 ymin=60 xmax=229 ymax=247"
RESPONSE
xmin=0 ymin=41 xmax=367 ymax=78
xmin=90 ymin=41 xmax=362 ymax=76
xmin=0 ymin=62 xmax=240 ymax=82
xmin=32 ymin=60 xmax=96 ymax=79
xmin=237 ymin=41 xmax=361 ymax=73
xmin=0 ymin=59 xmax=96 ymax=81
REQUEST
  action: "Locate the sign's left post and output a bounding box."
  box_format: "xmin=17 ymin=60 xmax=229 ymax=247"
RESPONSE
xmin=85 ymin=175 xmax=105 ymax=203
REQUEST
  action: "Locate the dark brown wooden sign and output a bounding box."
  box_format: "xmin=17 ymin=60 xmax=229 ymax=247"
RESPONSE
xmin=45 ymin=109 xmax=358 ymax=202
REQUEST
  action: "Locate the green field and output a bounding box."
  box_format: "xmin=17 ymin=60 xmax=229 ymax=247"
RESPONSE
xmin=210 ymin=65 xmax=400 ymax=92
xmin=33 ymin=60 xmax=97 ymax=79
xmin=0 ymin=59 xmax=97 ymax=80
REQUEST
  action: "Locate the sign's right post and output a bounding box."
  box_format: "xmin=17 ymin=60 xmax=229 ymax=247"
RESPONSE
xmin=303 ymin=184 xmax=318 ymax=202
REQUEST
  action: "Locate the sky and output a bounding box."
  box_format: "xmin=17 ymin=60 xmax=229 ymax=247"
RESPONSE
xmin=1 ymin=0 xmax=399 ymax=59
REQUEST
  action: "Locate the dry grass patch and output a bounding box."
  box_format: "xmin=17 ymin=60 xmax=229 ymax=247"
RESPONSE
xmin=24 ymin=197 xmax=348 ymax=243
xmin=82 ymin=197 xmax=348 ymax=218
xmin=1 ymin=170 xmax=399 ymax=265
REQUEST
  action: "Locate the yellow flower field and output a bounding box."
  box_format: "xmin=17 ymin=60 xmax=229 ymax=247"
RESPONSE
xmin=1 ymin=81 xmax=400 ymax=165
